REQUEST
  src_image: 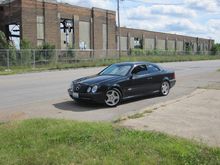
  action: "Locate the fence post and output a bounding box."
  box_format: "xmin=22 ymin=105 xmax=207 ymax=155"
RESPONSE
xmin=7 ymin=49 xmax=10 ymax=70
xmin=55 ymin=49 xmax=58 ymax=65
xmin=33 ymin=50 xmax=36 ymax=69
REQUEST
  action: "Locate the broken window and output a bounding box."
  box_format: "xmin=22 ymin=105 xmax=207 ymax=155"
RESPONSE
xmin=134 ymin=37 xmax=142 ymax=49
xmin=60 ymin=19 xmax=73 ymax=49
xmin=7 ymin=23 xmax=20 ymax=49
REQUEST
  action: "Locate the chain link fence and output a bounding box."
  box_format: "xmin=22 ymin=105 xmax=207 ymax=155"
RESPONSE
xmin=0 ymin=49 xmax=121 ymax=70
xmin=0 ymin=49 xmax=219 ymax=71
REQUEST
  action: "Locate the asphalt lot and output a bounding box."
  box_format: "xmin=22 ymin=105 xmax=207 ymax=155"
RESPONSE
xmin=0 ymin=60 xmax=220 ymax=122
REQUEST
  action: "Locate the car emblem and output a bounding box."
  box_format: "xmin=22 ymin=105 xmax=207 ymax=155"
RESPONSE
xmin=76 ymin=85 xmax=81 ymax=91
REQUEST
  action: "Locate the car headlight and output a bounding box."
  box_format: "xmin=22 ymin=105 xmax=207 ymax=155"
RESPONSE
xmin=91 ymin=85 xmax=98 ymax=93
xmin=87 ymin=87 xmax=92 ymax=93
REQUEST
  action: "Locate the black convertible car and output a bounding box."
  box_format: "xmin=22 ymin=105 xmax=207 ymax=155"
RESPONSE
xmin=68 ymin=62 xmax=176 ymax=107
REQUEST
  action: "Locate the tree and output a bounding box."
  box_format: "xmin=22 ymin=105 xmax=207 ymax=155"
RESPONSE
xmin=211 ymin=43 xmax=220 ymax=55
xmin=0 ymin=31 xmax=9 ymax=49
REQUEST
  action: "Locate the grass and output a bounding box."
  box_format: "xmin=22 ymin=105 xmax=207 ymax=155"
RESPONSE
xmin=114 ymin=109 xmax=154 ymax=123
xmin=128 ymin=109 xmax=153 ymax=119
xmin=1 ymin=55 xmax=220 ymax=75
xmin=0 ymin=119 xmax=220 ymax=165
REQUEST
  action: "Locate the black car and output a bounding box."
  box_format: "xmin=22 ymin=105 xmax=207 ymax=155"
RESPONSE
xmin=68 ymin=62 xmax=176 ymax=107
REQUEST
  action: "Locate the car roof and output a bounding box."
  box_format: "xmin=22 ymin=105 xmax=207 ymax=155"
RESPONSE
xmin=115 ymin=61 xmax=152 ymax=66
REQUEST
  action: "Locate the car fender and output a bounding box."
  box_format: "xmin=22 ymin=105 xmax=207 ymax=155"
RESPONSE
xmin=108 ymin=84 xmax=123 ymax=97
xmin=162 ymin=77 xmax=171 ymax=84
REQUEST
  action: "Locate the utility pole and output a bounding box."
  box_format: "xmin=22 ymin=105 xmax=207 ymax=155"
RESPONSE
xmin=117 ymin=0 xmax=123 ymax=59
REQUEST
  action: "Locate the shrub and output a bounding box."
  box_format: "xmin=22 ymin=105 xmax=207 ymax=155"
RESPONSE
xmin=211 ymin=43 xmax=220 ymax=55
xmin=36 ymin=43 xmax=56 ymax=65
xmin=0 ymin=31 xmax=9 ymax=49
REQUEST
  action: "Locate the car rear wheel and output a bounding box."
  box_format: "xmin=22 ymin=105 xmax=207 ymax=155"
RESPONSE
xmin=105 ymin=88 xmax=121 ymax=107
xmin=160 ymin=81 xmax=170 ymax=96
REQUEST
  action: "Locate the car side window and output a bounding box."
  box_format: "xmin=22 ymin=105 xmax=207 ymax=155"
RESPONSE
xmin=147 ymin=64 xmax=160 ymax=73
xmin=132 ymin=65 xmax=148 ymax=75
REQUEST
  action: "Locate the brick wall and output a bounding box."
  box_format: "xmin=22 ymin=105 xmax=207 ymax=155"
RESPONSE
xmin=0 ymin=0 xmax=214 ymax=52
xmin=120 ymin=27 xmax=214 ymax=51
xmin=21 ymin=0 xmax=37 ymax=46
xmin=0 ymin=0 xmax=21 ymax=35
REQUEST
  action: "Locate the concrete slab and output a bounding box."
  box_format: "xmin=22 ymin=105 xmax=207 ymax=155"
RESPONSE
xmin=121 ymin=88 xmax=220 ymax=147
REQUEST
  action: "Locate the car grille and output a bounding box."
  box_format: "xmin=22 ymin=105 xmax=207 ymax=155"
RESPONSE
xmin=73 ymin=83 xmax=88 ymax=93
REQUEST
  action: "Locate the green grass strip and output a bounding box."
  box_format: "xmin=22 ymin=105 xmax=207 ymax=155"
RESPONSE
xmin=1 ymin=55 xmax=220 ymax=75
xmin=0 ymin=119 xmax=219 ymax=165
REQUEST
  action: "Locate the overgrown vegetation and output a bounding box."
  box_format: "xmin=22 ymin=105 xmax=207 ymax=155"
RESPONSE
xmin=1 ymin=30 xmax=220 ymax=75
xmin=0 ymin=31 xmax=10 ymax=49
xmin=1 ymin=54 xmax=220 ymax=75
xmin=211 ymin=43 xmax=220 ymax=55
xmin=0 ymin=31 xmax=17 ymax=68
xmin=0 ymin=119 xmax=219 ymax=165
xmin=0 ymin=34 xmax=56 ymax=68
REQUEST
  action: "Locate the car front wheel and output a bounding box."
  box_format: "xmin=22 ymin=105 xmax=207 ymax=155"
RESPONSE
xmin=105 ymin=88 xmax=121 ymax=107
xmin=160 ymin=81 xmax=170 ymax=96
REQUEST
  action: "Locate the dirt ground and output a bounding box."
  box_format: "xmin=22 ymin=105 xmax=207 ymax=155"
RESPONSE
xmin=120 ymin=86 xmax=220 ymax=147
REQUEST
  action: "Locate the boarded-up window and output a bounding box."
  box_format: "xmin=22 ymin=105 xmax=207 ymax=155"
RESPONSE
xmin=145 ymin=38 xmax=155 ymax=50
xmin=199 ymin=43 xmax=204 ymax=51
xmin=130 ymin=37 xmax=134 ymax=49
xmin=37 ymin=16 xmax=44 ymax=46
xmin=204 ymin=44 xmax=208 ymax=51
xmin=167 ymin=40 xmax=175 ymax=50
xmin=79 ymin=21 xmax=90 ymax=49
xmin=176 ymin=41 xmax=183 ymax=51
xmin=117 ymin=36 xmax=128 ymax=50
xmin=157 ymin=39 xmax=165 ymax=50
xmin=193 ymin=43 xmax=197 ymax=52
xmin=121 ymin=37 xmax=127 ymax=50
xmin=117 ymin=36 xmax=127 ymax=50
xmin=103 ymin=24 xmax=107 ymax=50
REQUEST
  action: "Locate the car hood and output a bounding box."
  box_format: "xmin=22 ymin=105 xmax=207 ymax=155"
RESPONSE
xmin=74 ymin=75 xmax=124 ymax=86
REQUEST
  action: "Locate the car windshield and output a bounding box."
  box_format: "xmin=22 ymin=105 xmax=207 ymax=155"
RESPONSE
xmin=99 ymin=64 xmax=132 ymax=76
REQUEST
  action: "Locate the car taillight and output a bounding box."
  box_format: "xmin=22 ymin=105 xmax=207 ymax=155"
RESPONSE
xmin=173 ymin=73 xmax=175 ymax=79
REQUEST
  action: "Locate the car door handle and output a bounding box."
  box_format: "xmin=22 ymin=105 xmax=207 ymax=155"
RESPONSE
xmin=147 ymin=77 xmax=152 ymax=80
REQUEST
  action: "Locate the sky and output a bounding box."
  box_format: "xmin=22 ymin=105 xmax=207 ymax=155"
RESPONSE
xmin=58 ymin=0 xmax=220 ymax=43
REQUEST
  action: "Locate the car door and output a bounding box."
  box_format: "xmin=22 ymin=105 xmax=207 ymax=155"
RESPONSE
xmin=124 ymin=64 xmax=153 ymax=97
xmin=146 ymin=64 xmax=162 ymax=92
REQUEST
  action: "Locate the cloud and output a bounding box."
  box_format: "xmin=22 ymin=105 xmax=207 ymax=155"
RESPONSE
xmin=206 ymin=19 xmax=220 ymax=42
xmin=126 ymin=5 xmax=197 ymax=20
xmin=151 ymin=5 xmax=197 ymax=18
xmin=185 ymin=0 xmax=220 ymax=12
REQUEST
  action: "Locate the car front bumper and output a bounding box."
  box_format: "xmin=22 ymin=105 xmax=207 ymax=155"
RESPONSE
xmin=68 ymin=88 xmax=105 ymax=103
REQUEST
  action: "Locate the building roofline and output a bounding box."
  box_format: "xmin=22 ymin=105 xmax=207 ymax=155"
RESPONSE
xmin=58 ymin=1 xmax=115 ymax=13
xmin=120 ymin=27 xmax=214 ymax=41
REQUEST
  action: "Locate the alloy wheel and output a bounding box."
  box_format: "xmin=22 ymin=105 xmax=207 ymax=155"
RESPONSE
xmin=105 ymin=89 xmax=121 ymax=107
xmin=161 ymin=81 xmax=170 ymax=96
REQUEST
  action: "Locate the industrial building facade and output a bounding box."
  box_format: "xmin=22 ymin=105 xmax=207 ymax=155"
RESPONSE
xmin=0 ymin=0 xmax=214 ymax=53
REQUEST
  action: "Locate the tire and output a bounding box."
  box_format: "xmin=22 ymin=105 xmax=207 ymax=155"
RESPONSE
xmin=104 ymin=88 xmax=121 ymax=107
xmin=160 ymin=81 xmax=170 ymax=96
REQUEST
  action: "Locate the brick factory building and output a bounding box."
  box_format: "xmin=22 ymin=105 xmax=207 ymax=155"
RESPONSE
xmin=0 ymin=0 xmax=214 ymax=53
